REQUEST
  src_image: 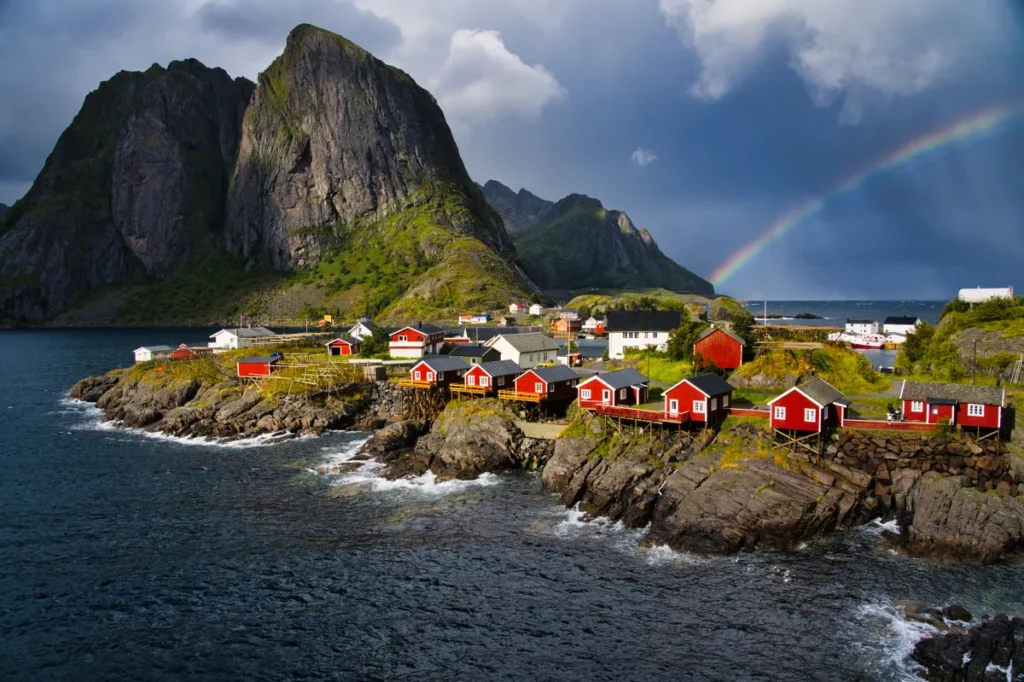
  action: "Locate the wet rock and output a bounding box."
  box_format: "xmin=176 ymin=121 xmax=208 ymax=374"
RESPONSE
xmin=361 ymin=420 xmax=423 ymax=462
xmin=913 ymin=614 xmax=1020 ymax=682
xmin=69 ymin=374 xmax=121 ymax=402
xmin=943 ymin=605 xmax=973 ymax=623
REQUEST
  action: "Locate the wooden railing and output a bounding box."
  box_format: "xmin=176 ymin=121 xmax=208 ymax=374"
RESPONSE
xmin=586 ymin=404 xmax=690 ymax=424
xmin=728 ymin=408 xmax=770 ymax=418
xmin=450 ymin=385 xmax=492 ymax=398
xmin=395 ymin=378 xmax=434 ymax=389
xmin=842 ymin=419 xmax=940 ymax=432
xmin=497 ymin=390 xmax=546 ymax=403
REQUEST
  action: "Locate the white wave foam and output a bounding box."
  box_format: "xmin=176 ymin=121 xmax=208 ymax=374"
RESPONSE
xmin=642 ymin=543 xmax=705 ymax=567
xmin=857 ymin=601 xmax=940 ymax=681
xmin=863 ymin=518 xmax=902 ymax=537
xmin=317 ymin=437 xmax=501 ymax=496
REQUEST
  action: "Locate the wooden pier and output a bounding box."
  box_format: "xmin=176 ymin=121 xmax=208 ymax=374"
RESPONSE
xmin=584 ymin=404 xmax=690 ymax=425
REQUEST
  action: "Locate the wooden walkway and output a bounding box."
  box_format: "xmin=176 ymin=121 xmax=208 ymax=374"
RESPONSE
xmin=584 ymin=404 xmax=690 ymax=424
xmin=842 ymin=419 xmax=940 ymax=433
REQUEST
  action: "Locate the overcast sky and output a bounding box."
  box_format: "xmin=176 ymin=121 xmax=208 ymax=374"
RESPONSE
xmin=2 ymin=0 xmax=1023 ymax=299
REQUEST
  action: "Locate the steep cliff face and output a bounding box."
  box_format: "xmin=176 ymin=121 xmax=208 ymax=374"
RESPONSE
xmin=0 ymin=60 xmax=253 ymax=322
xmin=483 ymin=181 xmax=712 ymax=296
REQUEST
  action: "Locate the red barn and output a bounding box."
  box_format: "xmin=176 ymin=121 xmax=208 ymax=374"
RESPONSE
xmin=408 ymin=355 xmax=468 ymax=388
xmin=767 ymin=377 xmax=843 ymax=433
xmin=900 ymin=381 xmax=1005 ymax=429
xmin=463 ymin=361 xmax=523 ymax=394
xmin=237 ymin=353 xmax=283 ymax=378
xmin=663 ymin=373 xmax=734 ymax=423
xmin=694 ymin=327 xmax=745 ymax=371
xmin=171 ymin=344 xmax=195 ymax=360
xmin=389 ymin=323 xmax=445 ymax=359
xmin=512 ymin=365 xmax=580 ymax=400
xmin=577 ymin=369 xmax=651 ymax=408
xmin=326 ymin=337 xmax=361 ymax=357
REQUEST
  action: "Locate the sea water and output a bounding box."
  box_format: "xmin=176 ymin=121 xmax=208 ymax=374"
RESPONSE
xmin=1 ymin=328 xmax=1020 ymax=681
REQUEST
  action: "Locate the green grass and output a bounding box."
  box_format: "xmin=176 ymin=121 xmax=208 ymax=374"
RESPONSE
xmin=731 ymin=389 xmax=777 ymax=406
xmin=732 ymin=345 xmax=890 ymax=395
xmin=621 ymin=353 xmax=692 ymax=385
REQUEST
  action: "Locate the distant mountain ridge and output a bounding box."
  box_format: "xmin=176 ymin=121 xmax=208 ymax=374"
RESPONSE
xmin=0 ymin=203 xmax=7 ymax=219
xmin=482 ymin=180 xmax=713 ymax=296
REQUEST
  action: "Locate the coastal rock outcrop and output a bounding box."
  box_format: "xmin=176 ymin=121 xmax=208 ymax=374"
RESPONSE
xmin=912 ymin=613 xmax=1024 ymax=681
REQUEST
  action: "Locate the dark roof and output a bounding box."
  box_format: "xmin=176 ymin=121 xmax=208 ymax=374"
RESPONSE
xmin=449 ymin=344 xmax=497 ymax=357
xmin=411 ymin=323 xmax=444 ymax=335
xmin=684 ymin=373 xmax=734 ymax=396
xmin=928 ymin=397 xmax=958 ymax=406
xmin=353 ymin=319 xmax=379 ymax=331
xmin=416 ymin=355 xmax=469 ymax=373
xmin=901 ymin=381 xmax=1005 ymax=406
xmin=528 ymin=365 xmax=581 ymax=383
xmin=606 ymin=311 xmax=682 ymax=333
xmin=796 ymin=377 xmax=844 ymax=406
xmin=834 ymin=398 xmax=851 ymax=408
xmin=239 ymin=353 xmax=282 ymax=364
xmin=883 ymin=316 xmax=920 ymax=325
xmin=697 ymin=326 xmax=746 ymax=346
xmin=327 ymin=336 xmax=359 ymax=346
xmin=499 ymin=333 xmax=560 ymax=353
xmin=586 ymin=368 xmax=650 ymax=390
xmin=476 ymin=360 xmax=523 ymax=377
xmin=845 ymin=319 xmax=875 ymax=324
xmin=445 ymin=326 xmax=544 ymax=342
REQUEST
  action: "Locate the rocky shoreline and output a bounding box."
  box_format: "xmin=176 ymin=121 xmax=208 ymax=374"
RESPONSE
xmin=911 ymin=609 xmax=1024 ymax=681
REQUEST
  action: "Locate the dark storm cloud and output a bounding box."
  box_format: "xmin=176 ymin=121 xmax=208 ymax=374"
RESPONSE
xmin=196 ymin=0 xmax=400 ymax=54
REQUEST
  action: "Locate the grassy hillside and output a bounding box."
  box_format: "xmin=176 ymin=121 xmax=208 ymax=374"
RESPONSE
xmin=732 ymin=345 xmax=890 ymax=395
xmin=565 ymin=289 xmax=710 ymax=313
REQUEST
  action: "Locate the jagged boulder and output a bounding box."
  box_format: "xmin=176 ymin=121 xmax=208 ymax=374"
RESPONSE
xmin=70 ymin=375 xmax=121 ymax=402
xmin=913 ymin=614 xmax=1022 ymax=681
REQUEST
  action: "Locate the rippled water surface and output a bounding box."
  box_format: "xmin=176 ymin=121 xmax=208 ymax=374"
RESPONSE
xmin=2 ymin=329 xmax=1022 ymax=681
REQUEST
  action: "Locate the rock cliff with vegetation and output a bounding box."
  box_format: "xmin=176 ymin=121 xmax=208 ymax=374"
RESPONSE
xmin=0 ymin=60 xmax=253 ymax=323
xmin=482 ymin=180 xmax=713 ymax=296
xmin=542 ymin=415 xmax=1024 ymax=563
xmin=729 ymin=345 xmax=889 ymax=393
xmin=0 ymin=24 xmax=539 ymax=326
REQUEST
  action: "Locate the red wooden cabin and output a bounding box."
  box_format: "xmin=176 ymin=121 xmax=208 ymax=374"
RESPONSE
xmin=767 ymin=377 xmax=843 ymax=433
xmin=463 ymin=361 xmax=523 ymax=394
xmin=389 ymin=323 xmax=445 ymax=358
xmin=577 ymin=369 xmax=651 ymax=408
xmin=512 ymin=365 xmax=580 ymax=400
xmin=409 ymin=356 xmax=468 ymax=388
xmin=900 ymin=381 xmax=1005 ymax=429
xmin=694 ymin=327 xmax=745 ymax=371
xmin=663 ymin=373 xmax=734 ymax=423
xmin=326 ymin=337 xmax=361 ymax=357
xmin=171 ymin=344 xmax=195 ymax=360
xmin=237 ymin=353 xmax=283 ymax=378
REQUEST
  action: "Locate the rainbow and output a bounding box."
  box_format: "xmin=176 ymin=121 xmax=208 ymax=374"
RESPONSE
xmin=709 ymin=103 xmax=1024 ymax=287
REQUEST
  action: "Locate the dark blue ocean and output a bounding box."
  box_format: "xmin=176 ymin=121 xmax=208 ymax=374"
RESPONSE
xmin=744 ymin=300 xmax=945 ymax=326
xmin=2 ymin=328 xmax=1021 ymax=681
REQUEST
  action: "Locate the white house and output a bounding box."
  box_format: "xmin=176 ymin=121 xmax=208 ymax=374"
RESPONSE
xmin=529 ymin=303 xmax=544 ymax=316
xmin=844 ymin=319 xmax=879 ymax=336
xmin=209 ymin=327 xmax=277 ymax=351
xmin=347 ymin=318 xmax=379 ymax=341
xmin=509 ymin=302 xmax=527 ymax=314
xmin=606 ymin=311 xmax=681 ymax=360
xmin=582 ymin=316 xmax=606 ymax=333
xmin=882 ymin=316 xmax=921 ymax=336
xmin=488 ymin=333 xmax=559 ymax=368
xmin=133 ymin=345 xmax=174 ymax=363
xmin=958 ymin=287 xmax=1015 ymax=304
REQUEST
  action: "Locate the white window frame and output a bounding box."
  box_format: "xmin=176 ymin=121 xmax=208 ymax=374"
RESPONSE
xmin=602 ymin=389 xmax=611 ymax=403
xmin=414 ymin=370 xmax=421 ymax=381
xmin=497 ymin=377 xmax=505 ymax=386
xmin=967 ymin=404 xmax=985 ymax=417
xmin=480 ymin=377 xmax=489 ymax=387
xmin=535 ymin=382 xmax=544 ymax=393
xmin=426 ymin=372 xmax=434 ymax=382
xmin=804 ymin=408 xmax=816 ymax=422
xmin=710 ymin=398 xmax=718 ymax=411
xmin=619 ymin=389 xmax=627 ymax=400
xmin=398 ymin=335 xmax=407 ymax=342
xmin=774 ymin=406 xmax=786 ymax=421
xmin=693 ymin=400 xmax=706 ymax=414
xmin=467 ymin=375 xmax=476 ymax=386
xmin=911 ymin=401 xmax=924 ymax=412
xmin=581 ymin=389 xmax=592 ymax=400
xmin=723 ymin=395 xmax=730 ymax=407
xmin=669 ymin=399 xmax=679 ymax=414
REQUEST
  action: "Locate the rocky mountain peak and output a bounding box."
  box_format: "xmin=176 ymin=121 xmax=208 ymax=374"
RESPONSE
xmin=226 ymin=24 xmax=510 ymax=270
xmin=481 ymin=180 xmax=552 ymax=234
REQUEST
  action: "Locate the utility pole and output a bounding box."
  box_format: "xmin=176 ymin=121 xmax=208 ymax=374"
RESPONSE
xmin=972 ymin=339 xmax=978 ymax=384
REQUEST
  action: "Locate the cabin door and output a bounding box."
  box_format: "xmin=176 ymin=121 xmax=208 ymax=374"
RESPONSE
xmin=602 ymin=389 xmax=611 ymax=405
xmin=669 ymin=399 xmax=679 ymax=415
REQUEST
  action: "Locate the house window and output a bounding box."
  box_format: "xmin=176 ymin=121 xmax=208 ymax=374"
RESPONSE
xmin=619 ymin=389 xmax=627 ymax=399
xmin=467 ymin=375 xmax=475 ymax=386
xmin=426 ymin=372 xmax=434 ymax=382
xmin=497 ymin=377 xmax=505 ymax=386
xmin=723 ymin=395 xmax=730 ymax=407
xmin=549 ymin=383 xmax=554 ymax=393
xmin=398 ymin=335 xmax=407 ymax=342
xmin=711 ymin=398 xmax=718 ymax=411
xmin=669 ymin=399 xmax=679 ymax=413
xmin=693 ymin=400 xmax=705 ymax=414
xmin=602 ymin=389 xmax=611 ymax=403
xmin=967 ymin=404 xmax=985 ymax=417
xmin=911 ymin=401 xmax=923 ymax=412
xmin=774 ymin=407 xmax=786 ymax=420
xmin=804 ymin=408 xmax=816 ymax=422
xmin=480 ymin=377 xmax=489 ymax=387
xmin=535 ymin=382 xmax=544 ymax=393
xmin=414 ymin=371 xmax=421 ymax=381
xmin=932 ymin=407 xmax=939 ymax=415
xmin=581 ymin=389 xmax=592 ymax=400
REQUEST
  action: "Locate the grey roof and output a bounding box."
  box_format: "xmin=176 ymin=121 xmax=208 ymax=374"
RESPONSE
xmin=444 ymin=326 xmax=544 ymax=342
xmin=901 ymin=381 xmax=1005 ymax=406
xmin=137 ymin=345 xmax=174 ymax=352
xmin=697 ymin=326 xmax=746 ymax=346
xmin=476 ymin=360 xmax=523 ymax=377
xmin=834 ymin=398 xmax=851 ymax=408
xmin=352 ymin=319 xmax=379 ymax=331
xmin=587 ymin=368 xmax=650 ymax=390
xmin=883 ymin=316 xmax=919 ymax=325
xmin=498 ymin=333 xmax=560 ymax=353
xmin=529 ymin=365 xmax=581 ymax=383
xmin=684 ymin=373 xmax=734 ymax=396
xmin=797 ymin=377 xmax=844 ymax=406
xmin=406 ymin=323 xmax=444 ymax=335
xmin=845 ymin=319 xmax=875 ymax=325
xmin=239 ymin=353 xmax=282 ymax=364
xmin=449 ymin=344 xmax=497 ymax=357
xmin=606 ymin=311 xmax=682 ymax=333
xmin=416 ymin=355 xmax=469 ymax=373
xmin=212 ymin=326 xmax=276 ymax=338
